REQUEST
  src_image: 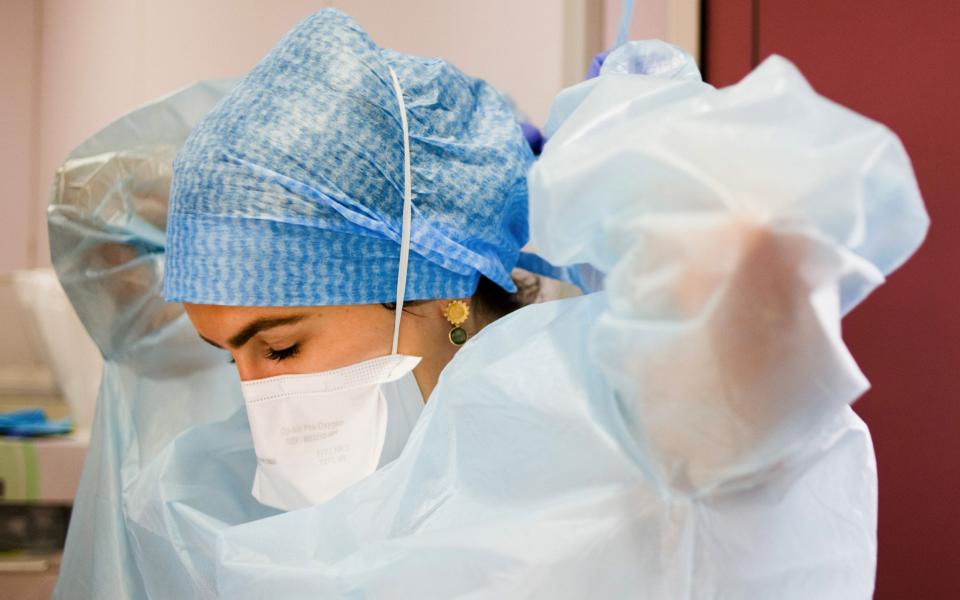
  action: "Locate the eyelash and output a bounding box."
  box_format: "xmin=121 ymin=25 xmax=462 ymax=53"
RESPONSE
xmin=265 ymin=344 xmax=300 ymax=362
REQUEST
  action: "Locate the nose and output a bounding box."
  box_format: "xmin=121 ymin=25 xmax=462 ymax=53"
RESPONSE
xmin=233 ymin=357 xmax=258 ymax=382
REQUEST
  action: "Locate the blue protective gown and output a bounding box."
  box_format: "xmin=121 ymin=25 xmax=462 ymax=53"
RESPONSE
xmin=50 ymin=42 xmax=927 ymax=600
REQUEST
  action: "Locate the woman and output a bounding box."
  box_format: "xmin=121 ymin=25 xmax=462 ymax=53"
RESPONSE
xmin=53 ymin=9 xmax=926 ymax=599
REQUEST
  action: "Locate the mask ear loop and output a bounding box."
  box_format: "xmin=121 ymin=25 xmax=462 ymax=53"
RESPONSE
xmin=388 ymin=66 xmax=412 ymax=356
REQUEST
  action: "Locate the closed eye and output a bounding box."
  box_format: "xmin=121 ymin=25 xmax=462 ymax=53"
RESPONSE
xmin=265 ymin=345 xmax=300 ymax=362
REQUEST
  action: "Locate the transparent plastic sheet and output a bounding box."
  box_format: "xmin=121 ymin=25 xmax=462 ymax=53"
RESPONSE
xmin=48 ymin=81 xmax=283 ymax=599
xmin=529 ymin=52 xmax=928 ymax=496
xmin=52 ymin=44 xmax=925 ymax=599
xmin=49 ymin=80 xmax=236 ymax=365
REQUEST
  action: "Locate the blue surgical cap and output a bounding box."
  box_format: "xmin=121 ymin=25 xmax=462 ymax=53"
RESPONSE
xmin=164 ymin=9 xmax=533 ymax=306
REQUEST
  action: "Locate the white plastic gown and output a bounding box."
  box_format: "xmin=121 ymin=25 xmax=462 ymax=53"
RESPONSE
xmin=52 ymin=43 xmax=927 ymax=599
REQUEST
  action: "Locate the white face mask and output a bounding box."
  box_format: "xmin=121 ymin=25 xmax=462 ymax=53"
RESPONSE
xmin=239 ymin=66 xmax=423 ymax=511
xmin=240 ymin=354 xmax=424 ymax=510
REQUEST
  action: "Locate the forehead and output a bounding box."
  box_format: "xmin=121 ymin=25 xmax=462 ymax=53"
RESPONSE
xmin=183 ymin=303 xmax=307 ymax=321
xmin=181 ymin=303 xmax=388 ymax=339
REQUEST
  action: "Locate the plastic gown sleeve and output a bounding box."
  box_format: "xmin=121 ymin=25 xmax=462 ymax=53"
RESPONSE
xmin=47 ymin=80 xmax=273 ymax=600
xmin=529 ymin=54 xmax=928 ymax=495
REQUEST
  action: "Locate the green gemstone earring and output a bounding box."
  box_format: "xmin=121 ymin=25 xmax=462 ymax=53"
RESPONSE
xmin=443 ymin=299 xmax=470 ymax=346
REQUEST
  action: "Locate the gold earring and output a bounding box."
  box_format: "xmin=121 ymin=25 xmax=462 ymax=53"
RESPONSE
xmin=443 ymin=300 xmax=470 ymax=346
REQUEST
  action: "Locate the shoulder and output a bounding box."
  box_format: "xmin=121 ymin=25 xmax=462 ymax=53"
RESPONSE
xmin=432 ymin=292 xmax=619 ymax=429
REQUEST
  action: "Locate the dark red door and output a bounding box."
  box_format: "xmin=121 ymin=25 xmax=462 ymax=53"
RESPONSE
xmin=704 ymin=1 xmax=960 ymax=597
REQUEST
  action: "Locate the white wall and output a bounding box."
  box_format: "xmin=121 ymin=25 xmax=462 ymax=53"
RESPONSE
xmin=2 ymin=0 xmax=686 ymax=272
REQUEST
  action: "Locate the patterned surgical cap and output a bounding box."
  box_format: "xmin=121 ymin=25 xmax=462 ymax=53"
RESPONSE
xmin=164 ymin=9 xmax=533 ymax=306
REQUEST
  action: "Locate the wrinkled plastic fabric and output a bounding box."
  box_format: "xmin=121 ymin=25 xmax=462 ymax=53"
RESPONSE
xmin=48 ymin=80 xmax=237 ymax=362
xmin=543 ymin=40 xmax=702 ymax=141
xmin=53 ymin=41 xmax=926 ymax=600
xmin=529 ymin=50 xmax=928 ymax=496
xmin=535 ymin=40 xmax=706 ymax=295
xmin=48 ymin=80 xmax=264 ymax=599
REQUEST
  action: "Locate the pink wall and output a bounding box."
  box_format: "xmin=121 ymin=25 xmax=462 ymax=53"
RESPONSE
xmin=0 ymin=0 xmax=40 ymax=271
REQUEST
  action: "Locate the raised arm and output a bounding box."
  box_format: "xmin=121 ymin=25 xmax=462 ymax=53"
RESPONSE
xmin=529 ymin=51 xmax=928 ymax=495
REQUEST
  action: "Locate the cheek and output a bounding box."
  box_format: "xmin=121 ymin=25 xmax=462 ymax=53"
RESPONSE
xmin=298 ymin=329 xmax=391 ymax=371
xmin=314 ymin=306 xmax=395 ymax=366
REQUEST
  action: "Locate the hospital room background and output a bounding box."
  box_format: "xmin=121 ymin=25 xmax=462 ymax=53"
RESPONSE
xmin=0 ymin=0 xmax=956 ymax=598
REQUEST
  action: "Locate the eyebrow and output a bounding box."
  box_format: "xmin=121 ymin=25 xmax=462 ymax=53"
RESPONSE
xmin=199 ymin=314 xmax=309 ymax=350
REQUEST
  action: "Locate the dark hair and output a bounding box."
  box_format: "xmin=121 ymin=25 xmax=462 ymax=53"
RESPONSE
xmin=382 ymin=273 xmax=539 ymax=324
xmin=471 ymin=272 xmax=539 ymax=322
